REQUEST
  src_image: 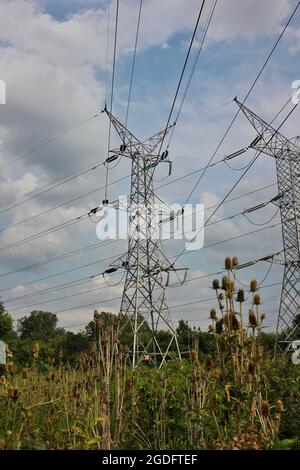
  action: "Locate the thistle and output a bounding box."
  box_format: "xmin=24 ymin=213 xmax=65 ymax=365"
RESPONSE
xmin=225 ymin=257 xmax=232 ymax=270
xmin=210 ymin=308 xmax=217 ymax=321
xmin=249 ymin=310 xmax=258 ymax=327
xmin=250 ymin=279 xmax=257 ymax=292
xmin=275 ymin=399 xmax=284 ymax=413
xmin=261 ymin=401 xmax=270 ymax=417
xmin=222 ymin=276 xmax=230 ymax=291
xmin=236 ymin=289 xmax=245 ymax=303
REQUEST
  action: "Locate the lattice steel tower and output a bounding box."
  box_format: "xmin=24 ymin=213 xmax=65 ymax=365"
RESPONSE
xmin=235 ymin=98 xmax=300 ymax=352
xmin=102 ymin=107 xmax=182 ymax=368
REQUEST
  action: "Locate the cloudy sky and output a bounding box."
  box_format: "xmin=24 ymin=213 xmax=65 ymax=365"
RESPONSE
xmin=0 ymin=0 xmax=299 ymax=333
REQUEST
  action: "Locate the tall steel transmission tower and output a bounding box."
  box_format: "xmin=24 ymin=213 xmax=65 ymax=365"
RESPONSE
xmin=235 ymin=98 xmax=300 ymax=352
xmin=102 ymin=107 xmax=183 ymax=368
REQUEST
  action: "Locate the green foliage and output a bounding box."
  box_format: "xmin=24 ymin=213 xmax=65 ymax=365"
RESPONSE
xmin=0 ymin=302 xmax=16 ymax=342
xmin=17 ymin=310 xmax=65 ymax=341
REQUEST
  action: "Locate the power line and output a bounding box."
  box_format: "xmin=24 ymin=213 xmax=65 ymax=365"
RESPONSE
xmin=181 ymin=1 xmax=300 ymax=207
xmin=0 ymin=112 xmax=102 ymax=172
xmin=171 ymin=100 xmax=299 ymax=266
xmin=125 ymin=0 xmax=143 ymax=127
xmin=166 ymin=0 xmax=218 ymax=149
xmin=104 ymin=0 xmax=119 ymax=202
xmin=155 ymin=0 xmax=207 ymax=162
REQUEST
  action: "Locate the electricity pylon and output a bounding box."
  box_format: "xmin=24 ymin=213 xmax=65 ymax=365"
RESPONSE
xmin=102 ymin=107 xmax=183 ymax=368
xmin=235 ymin=98 xmax=300 ymax=352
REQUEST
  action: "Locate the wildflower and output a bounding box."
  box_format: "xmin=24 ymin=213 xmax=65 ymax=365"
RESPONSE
xmin=250 ymin=279 xmax=257 ymax=292
xmin=7 ymin=362 xmax=16 ymax=374
xmin=205 ymin=354 xmax=214 ymax=369
xmin=253 ymin=293 xmax=261 ymax=305
xmin=222 ymin=276 xmax=230 ymax=290
xmin=275 ymin=399 xmax=284 ymax=413
xmin=22 ymin=368 xmax=29 ymax=379
xmin=224 ymin=312 xmax=239 ymax=331
xmin=0 ymin=376 xmax=6 ymax=385
xmin=249 ymin=310 xmax=258 ymax=327
xmin=236 ymin=289 xmax=245 ymax=303
xmin=8 ymin=387 xmax=20 ymax=402
xmin=210 ymin=308 xmax=217 ymax=321
xmin=215 ymin=319 xmax=224 ymax=334
xmin=225 ymin=257 xmax=232 ymax=270
xmin=261 ymin=401 xmax=270 ymax=417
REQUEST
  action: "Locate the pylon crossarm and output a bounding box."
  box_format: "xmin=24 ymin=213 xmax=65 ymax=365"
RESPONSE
xmin=235 ymin=98 xmax=299 ymax=157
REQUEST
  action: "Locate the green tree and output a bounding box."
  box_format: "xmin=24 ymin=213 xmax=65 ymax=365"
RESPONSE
xmin=0 ymin=301 xmax=16 ymax=342
xmin=176 ymin=320 xmax=192 ymax=351
xmin=17 ymin=310 xmax=64 ymax=340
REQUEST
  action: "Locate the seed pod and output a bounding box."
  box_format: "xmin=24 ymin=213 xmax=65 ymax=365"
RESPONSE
xmin=250 ymin=279 xmax=257 ymax=292
xmin=232 ymin=256 xmax=239 ymax=268
xmin=249 ymin=310 xmax=258 ymax=327
xmin=222 ymin=276 xmax=230 ymax=290
xmin=253 ymin=293 xmax=261 ymax=305
xmin=191 ymin=348 xmax=199 ymax=365
xmin=261 ymin=401 xmax=269 ymax=417
xmin=260 ymin=313 xmax=266 ymax=322
xmin=210 ymin=308 xmax=217 ymax=320
xmin=215 ymin=318 xmax=224 ymax=334
xmin=275 ymin=399 xmax=284 ymax=413
xmin=224 ymin=312 xmax=239 ymax=331
xmin=208 ymin=324 xmax=214 ymax=332
xmin=236 ymin=289 xmax=245 ymax=303
xmin=205 ymin=354 xmax=214 ymax=369
xmin=225 ymin=257 xmax=232 ymax=270
xmin=212 ymin=279 xmax=220 ymax=290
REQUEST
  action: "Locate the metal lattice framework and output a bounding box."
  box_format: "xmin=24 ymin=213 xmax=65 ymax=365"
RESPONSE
xmin=103 ymin=107 xmax=182 ymax=368
xmin=235 ymin=98 xmax=300 ymax=352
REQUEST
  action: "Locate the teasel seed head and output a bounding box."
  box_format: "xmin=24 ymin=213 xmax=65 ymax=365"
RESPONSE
xmin=236 ymin=289 xmax=245 ymax=303
xmin=260 ymin=313 xmax=266 ymax=322
xmin=261 ymin=400 xmax=270 ymax=417
xmin=250 ymin=279 xmax=257 ymax=292
xmin=208 ymin=324 xmax=215 ymax=333
xmin=225 ymin=256 xmax=232 ymax=270
xmin=212 ymin=279 xmax=220 ymax=290
xmin=275 ymin=399 xmax=284 ymax=413
xmin=205 ymin=354 xmax=214 ymax=369
xmin=222 ymin=275 xmax=230 ymax=290
xmin=253 ymin=292 xmax=261 ymax=305
xmin=249 ymin=309 xmax=258 ymax=327
xmin=191 ymin=348 xmax=200 ymax=366
xmin=224 ymin=312 xmax=239 ymax=331
xmin=232 ymin=256 xmax=239 ymax=268
xmin=215 ymin=318 xmax=224 ymax=334
xmin=210 ymin=308 xmax=217 ymax=320
xmin=0 ymin=376 xmax=6 ymax=385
